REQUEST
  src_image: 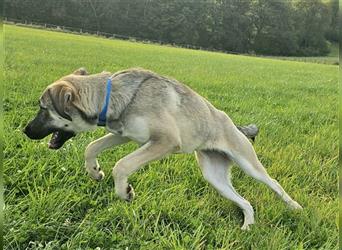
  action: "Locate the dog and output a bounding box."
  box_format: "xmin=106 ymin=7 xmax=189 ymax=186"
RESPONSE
xmin=24 ymin=68 xmax=302 ymax=230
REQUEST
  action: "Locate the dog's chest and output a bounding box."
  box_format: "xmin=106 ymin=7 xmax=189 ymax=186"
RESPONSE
xmin=115 ymin=116 xmax=150 ymax=143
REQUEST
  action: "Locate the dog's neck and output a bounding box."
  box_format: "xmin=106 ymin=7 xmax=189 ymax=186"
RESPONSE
xmin=105 ymin=80 xmax=142 ymax=121
xmin=71 ymin=74 xmax=141 ymax=126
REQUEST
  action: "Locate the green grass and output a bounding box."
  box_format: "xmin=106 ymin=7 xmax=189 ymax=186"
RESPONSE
xmin=4 ymin=25 xmax=338 ymax=249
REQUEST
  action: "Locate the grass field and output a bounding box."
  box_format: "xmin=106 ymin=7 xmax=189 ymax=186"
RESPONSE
xmin=4 ymin=25 xmax=338 ymax=249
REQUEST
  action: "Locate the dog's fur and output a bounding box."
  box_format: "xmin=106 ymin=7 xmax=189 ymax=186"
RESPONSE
xmin=24 ymin=68 xmax=302 ymax=230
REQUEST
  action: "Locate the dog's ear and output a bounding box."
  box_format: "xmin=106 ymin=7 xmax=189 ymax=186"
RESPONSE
xmin=73 ymin=67 xmax=88 ymax=76
xmin=48 ymin=82 xmax=78 ymax=121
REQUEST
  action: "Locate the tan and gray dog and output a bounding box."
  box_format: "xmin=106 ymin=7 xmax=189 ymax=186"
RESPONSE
xmin=24 ymin=68 xmax=302 ymax=230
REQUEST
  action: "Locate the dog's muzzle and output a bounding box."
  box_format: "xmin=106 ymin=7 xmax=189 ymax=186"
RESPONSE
xmin=23 ymin=124 xmax=51 ymax=140
xmin=23 ymin=124 xmax=75 ymax=150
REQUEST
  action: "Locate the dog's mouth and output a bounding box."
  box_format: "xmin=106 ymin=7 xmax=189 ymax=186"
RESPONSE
xmin=48 ymin=130 xmax=75 ymax=150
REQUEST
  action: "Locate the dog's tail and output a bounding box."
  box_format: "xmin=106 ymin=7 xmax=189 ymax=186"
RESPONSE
xmin=237 ymin=124 xmax=259 ymax=142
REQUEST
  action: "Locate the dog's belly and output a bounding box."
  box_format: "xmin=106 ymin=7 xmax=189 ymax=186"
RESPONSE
xmin=174 ymin=116 xmax=211 ymax=153
xmin=176 ymin=142 xmax=199 ymax=153
xmin=119 ymin=114 xmax=211 ymax=153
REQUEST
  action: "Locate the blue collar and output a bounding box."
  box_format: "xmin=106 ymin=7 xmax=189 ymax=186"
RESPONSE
xmin=97 ymin=78 xmax=112 ymax=126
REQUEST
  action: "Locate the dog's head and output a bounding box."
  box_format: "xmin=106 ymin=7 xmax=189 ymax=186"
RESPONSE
xmin=23 ymin=68 xmax=93 ymax=149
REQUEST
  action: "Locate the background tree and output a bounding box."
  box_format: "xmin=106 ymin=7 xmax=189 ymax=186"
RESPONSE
xmin=4 ymin=0 xmax=336 ymax=56
xmin=325 ymin=0 xmax=339 ymax=42
xmin=251 ymin=0 xmax=298 ymax=55
xmin=292 ymin=0 xmax=330 ymax=56
xmin=209 ymin=0 xmax=253 ymax=53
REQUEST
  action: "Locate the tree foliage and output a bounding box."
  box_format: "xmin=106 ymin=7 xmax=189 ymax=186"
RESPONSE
xmin=4 ymin=0 xmax=337 ymax=56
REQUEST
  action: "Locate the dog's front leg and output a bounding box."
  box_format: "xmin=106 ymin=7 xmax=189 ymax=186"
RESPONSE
xmin=85 ymin=133 xmax=130 ymax=181
xmin=112 ymin=138 xmax=178 ymax=201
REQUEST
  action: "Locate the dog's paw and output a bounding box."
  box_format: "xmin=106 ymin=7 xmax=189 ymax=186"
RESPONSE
xmin=125 ymin=184 xmax=135 ymax=202
xmin=85 ymin=161 xmax=105 ymax=181
xmin=241 ymin=224 xmax=251 ymax=231
xmin=115 ymin=184 xmax=135 ymax=201
xmin=91 ymin=169 xmax=105 ymax=182
xmin=241 ymin=215 xmax=255 ymax=231
xmin=288 ymin=201 xmax=303 ymax=210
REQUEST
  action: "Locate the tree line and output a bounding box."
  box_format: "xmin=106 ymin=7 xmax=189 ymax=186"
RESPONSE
xmin=4 ymin=0 xmax=339 ymax=56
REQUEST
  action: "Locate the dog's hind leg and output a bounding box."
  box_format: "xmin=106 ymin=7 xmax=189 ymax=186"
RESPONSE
xmin=195 ymin=150 xmax=255 ymax=230
xmin=234 ymin=155 xmax=302 ymax=210
xmin=228 ymin=133 xmax=303 ymax=210
xmin=85 ymin=133 xmax=130 ymax=181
